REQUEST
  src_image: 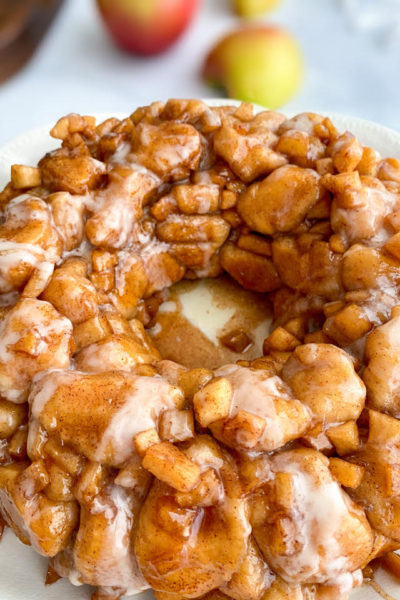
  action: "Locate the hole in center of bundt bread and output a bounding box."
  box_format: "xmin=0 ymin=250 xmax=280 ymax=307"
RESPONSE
xmin=147 ymin=274 xmax=272 ymax=370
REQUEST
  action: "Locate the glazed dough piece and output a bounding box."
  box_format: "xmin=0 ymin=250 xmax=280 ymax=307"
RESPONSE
xmin=85 ymin=164 xmax=160 ymax=250
xmin=1 ymin=366 xmax=184 ymax=593
xmin=0 ymin=195 xmax=62 ymax=294
xmin=194 ymin=364 xmax=312 ymax=452
xmin=251 ymin=449 xmax=373 ymax=588
xmin=363 ymin=314 xmax=400 ymax=416
xmin=0 ymin=298 xmax=73 ymax=403
xmin=277 ymin=112 xmax=329 ymax=136
xmin=135 ymin=435 xmax=250 ymax=598
xmin=39 ymin=152 xmax=104 ymax=195
xmin=237 ymin=165 xmax=320 ymax=235
xmin=28 ymin=369 xmax=184 ymax=467
xmin=131 ymin=121 xmax=202 ymax=180
xmin=327 ymin=172 xmax=399 ymax=246
xmin=213 ymin=112 xmax=287 ymax=182
xmin=74 ymin=333 xmax=160 ymax=372
xmin=282 ymin=343 xmax=365 ymax=423
xmin=72 ymin=304 xmax=161 ymax=363
xmin=41 ymin=257 xmax=100 ymax=325
xmin=341 ymin=243 xmax=400 ymax=293
xmin=72 ymin=483 xmax=149 ymax=595
xmin=219 ymin=243 xmax=281 ymax=293
xmin=272 ymin=236 xmax=342 ymax=300
xmin=349 ymin=410 xmax=400 ymax=542
xmin=0 ymin=461 xmax=78 ymax=556
xmin=49 ymin=191 xmax=85 ymax=252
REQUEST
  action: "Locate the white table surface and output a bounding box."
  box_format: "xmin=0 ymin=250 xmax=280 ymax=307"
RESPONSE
xmin=0 ymin=0 xmax=400 ymax=147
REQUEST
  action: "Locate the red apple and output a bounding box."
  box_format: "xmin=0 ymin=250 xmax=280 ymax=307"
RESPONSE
xmin=97 ymin=0 xmax=201 ymax=55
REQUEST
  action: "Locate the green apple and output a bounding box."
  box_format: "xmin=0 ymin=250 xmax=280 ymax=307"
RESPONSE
xmin=202 ymin=26 xmax=303 ymax=109
xmin=233 ymin=0 xmax=281 ymax=17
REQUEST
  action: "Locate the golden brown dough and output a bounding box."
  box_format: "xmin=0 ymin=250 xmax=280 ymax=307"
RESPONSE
xmin=363 ymin=313 xmax=400 ymax=416
xmin=0 ymin=298 xmax=73 ymax=403
xmin=237 ymin=165 xmax=320 ymax=235
xmin=349 ymin=410 xmax=400 ymax=542
xmin=251 ymin=449 xmax=373 ymax=586
xmin=281 ymin=343 xmax=365 ymax=423
xmin=135 ymin=436 xmax=250 ymax=598
xmin=28 ymin=369 xmax=184 ymax=467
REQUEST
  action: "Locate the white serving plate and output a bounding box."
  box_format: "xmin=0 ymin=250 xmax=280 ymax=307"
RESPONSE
xmin=1 ymin=101 xmax=400 ymax=600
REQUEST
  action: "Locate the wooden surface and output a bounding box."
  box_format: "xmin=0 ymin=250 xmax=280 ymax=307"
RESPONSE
xmin=0 ymin=0 xmax=64 ymax=83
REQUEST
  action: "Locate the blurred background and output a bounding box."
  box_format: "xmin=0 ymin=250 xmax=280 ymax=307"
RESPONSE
xmin=0 ymin=0 xmax=400 ymax=147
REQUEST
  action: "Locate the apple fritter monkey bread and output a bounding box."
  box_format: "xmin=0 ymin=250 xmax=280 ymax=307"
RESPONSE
xmin=1 ymin=99 xmax=400 ymax=600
